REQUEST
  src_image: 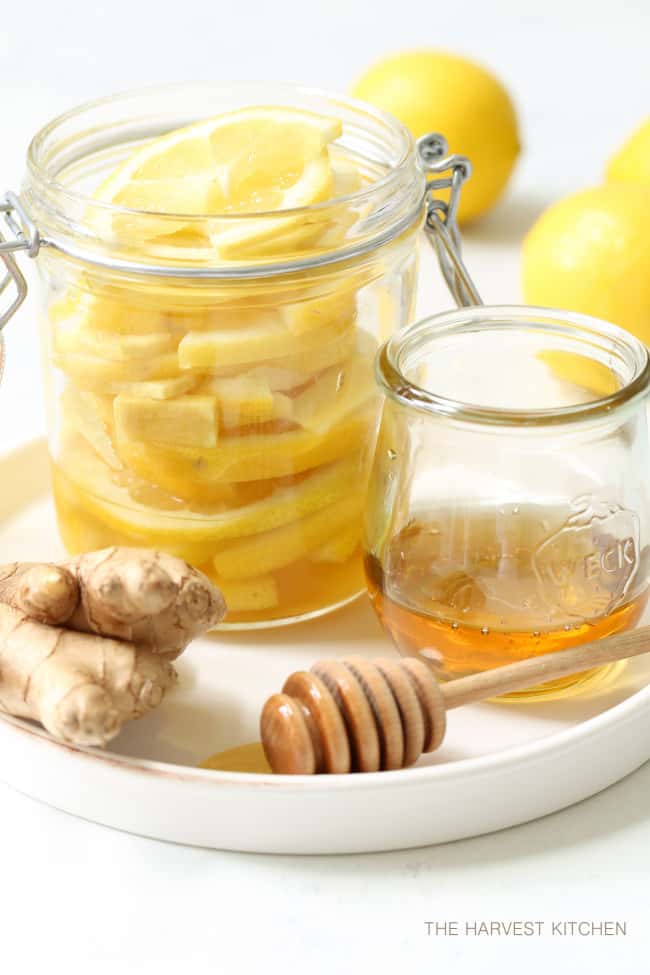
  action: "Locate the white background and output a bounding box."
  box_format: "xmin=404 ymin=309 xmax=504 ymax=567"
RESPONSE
xmin=1 ymin=0 xmax=649 ymax=971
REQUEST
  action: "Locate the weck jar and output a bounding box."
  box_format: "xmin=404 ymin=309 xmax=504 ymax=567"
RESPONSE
xmin=364 ymin=306 xmax=650 ymax=698
xmin=0 ymin=82 xmax=470 ymax=627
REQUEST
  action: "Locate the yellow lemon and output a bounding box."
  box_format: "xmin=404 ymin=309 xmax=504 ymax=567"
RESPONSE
xmin=606 ymin=117 xmax=650 ymax=186
xmin=352 ymin=50 xmax=520 ymax=223
xmin=522 ymin=185 xmax=650 ymax=339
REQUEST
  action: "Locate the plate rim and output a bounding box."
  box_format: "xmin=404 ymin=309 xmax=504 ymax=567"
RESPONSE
xmin=1 ymin=674 xmax=648 ymax=792
xmin=1 ymin=437 xmax=649 ymax=794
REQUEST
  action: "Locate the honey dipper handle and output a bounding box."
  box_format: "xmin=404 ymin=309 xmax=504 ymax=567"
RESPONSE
xmin=440 ymin=625 xmax=650 ymax=709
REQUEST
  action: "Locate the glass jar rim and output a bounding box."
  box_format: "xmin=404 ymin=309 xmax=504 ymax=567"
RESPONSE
xmin=377 ymin=305 xmax=650 ymax=427
xmin=27 ymin=81 xmax=415 ymax=221
xmin=22 ymin=81 xmax=425 ymax=279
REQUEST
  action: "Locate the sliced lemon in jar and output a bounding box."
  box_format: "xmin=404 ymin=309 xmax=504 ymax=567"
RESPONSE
xmin=93 ymin=107 xmax=343 ymax=257
xmin=116 ymin=407 xmax=371 ymax=489
xmin=211 ymin=494 xmax=364 ymax=579
xmin=56 ymin=433 xmax=362 ymax=558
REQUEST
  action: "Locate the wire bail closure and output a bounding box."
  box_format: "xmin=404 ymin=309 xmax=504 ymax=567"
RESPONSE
xmin=0 ymin=192 xmax=40 ymax=331
xmin=417 ymin=133 xmax=482 ymax=308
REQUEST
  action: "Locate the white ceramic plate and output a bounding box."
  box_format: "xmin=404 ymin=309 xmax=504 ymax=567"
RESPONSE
xmin=0 ymin=439 xmax=649 ymax=853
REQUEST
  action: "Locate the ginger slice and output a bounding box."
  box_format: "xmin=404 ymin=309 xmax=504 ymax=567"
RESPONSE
xmin=215 ymin=575 xmax=279 ymax=612
xmin=178 ymin=315 xmax=352 ymax=372
xmin=244 ymin=364 xmax=316 ymax=393
xmin=282 ymin=286 xmax=357 ymax=336
xmin=98 ymin=376 xmax=198 ymax=400
xmin=58 ymin=326 xmax=178 ymax=362
xmin=54 ymin=350 xmax=181 ymax=390
xmin=114 ymin=393 xmax=220 ymax=448
xmin=291 ymin=355 xmax=375 ymax=433
xmin=243 ymin=329 xmax=356 ymax=382
xmin=61 ymin=385 xmax=121 ymax=470
xmin=52 ymin=292 xmax=173 ymax=336
xmin=198 ymin=375 xmax=292 ymax=429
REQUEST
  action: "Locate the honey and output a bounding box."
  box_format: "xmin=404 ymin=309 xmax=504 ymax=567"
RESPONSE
xmin=365 ymin=503 xmax=649 ymax=698
xmin=200 ymin=742 xmax=271 ymax=773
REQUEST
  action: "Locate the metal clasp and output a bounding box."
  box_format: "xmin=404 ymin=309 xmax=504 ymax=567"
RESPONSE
xmin=0 ymin=192 xmax=40 ymax=331
xmin=417 ymin=134 xmax=482 ymax=308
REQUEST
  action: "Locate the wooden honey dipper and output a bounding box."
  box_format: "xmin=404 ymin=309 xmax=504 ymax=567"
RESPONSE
xmin=260 ymin=626 xmax=650 ymax=774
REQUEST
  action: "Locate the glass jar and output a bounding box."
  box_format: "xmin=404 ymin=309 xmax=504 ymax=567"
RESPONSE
xmin=365 ymin=306 xmax=650 ymax=698
xmin=0 ymin=82 xmax=469 ymax=628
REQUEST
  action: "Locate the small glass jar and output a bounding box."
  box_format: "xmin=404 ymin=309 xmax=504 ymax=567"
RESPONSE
xmin=365 ymin=306 xmax=650 ymax=698
xmin=0 ymin=82 xmax=464 ymax=628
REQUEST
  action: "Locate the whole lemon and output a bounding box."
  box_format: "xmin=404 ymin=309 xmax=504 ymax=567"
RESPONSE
xmin=522 ymin=185 xmax=650 ymax=338
xmin=352 ymin=50 xmax=520 ymax=224
xmin=606 ymin=117 xmax=650 ymax=185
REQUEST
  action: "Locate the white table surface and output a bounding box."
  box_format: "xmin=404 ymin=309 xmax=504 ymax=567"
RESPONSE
xmin=1 ymin=1 xmax=649 ymax=970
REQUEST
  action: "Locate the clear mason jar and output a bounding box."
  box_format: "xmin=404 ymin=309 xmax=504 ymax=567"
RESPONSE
xmin=1 ymin=81 xmax=458 ymax=628
xmin=365 ymin=306 xmax=650 ymax=699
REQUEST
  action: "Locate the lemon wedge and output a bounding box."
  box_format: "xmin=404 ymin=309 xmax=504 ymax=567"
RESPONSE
xmin=94 ymin=107 xmax=342 ymax=257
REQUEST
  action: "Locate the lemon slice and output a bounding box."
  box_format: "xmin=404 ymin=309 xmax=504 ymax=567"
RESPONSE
xmin=57 ymin=432 xmax=362 ymax=561
xmin=95 ymin=107 xmax=342 ymax=257
xmin=211 ymin=493 xmax=364 ymax=579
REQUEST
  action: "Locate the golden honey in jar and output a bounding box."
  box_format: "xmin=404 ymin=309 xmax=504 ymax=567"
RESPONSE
xmin=365 ymin=505 xmax=649 ymax=697
xmin=364 ymin=307 xmax=650 ymax=698
xmin=21 ymin=83 xmax=427 ymax=626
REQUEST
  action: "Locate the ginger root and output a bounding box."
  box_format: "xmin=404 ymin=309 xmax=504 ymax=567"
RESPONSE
xmin=0 ymin=548 xmax=226 ymax=747
xmin=0 ymin=563 xmax=79 ymax=625
xmin=0 ymin=603 xmax=177 ymax=746
xmin=0 ymin=547 xmax=226 ymax=659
